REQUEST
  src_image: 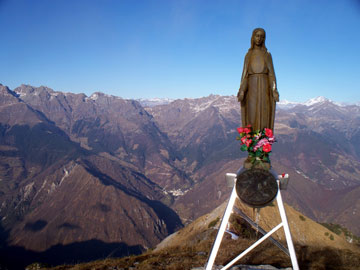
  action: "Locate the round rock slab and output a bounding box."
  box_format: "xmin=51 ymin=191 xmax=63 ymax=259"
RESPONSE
xmin=236 ymin=168 xmax=278 ymax=208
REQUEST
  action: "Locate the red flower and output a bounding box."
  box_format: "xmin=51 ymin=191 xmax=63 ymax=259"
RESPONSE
xmin=262 ymin=143 xmax=272 ymax=153
xmin=237 ymin=127 xmax=244 ymax=134
xmin=245 ymin=139 xmax=252 ymax=147
xmin=265 ymin=128 xmax=273 ymax=138
xmin=244 ymin=127 xmax=251 ymax=134
xmin=241 ymin=136 xmax=247 ymax=144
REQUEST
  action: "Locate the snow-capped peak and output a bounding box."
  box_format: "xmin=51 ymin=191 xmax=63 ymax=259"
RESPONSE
xmin=303 ymin=96 xmax=330 ymax=106
xmin=278 ymin=97 xmax=335 ymax=109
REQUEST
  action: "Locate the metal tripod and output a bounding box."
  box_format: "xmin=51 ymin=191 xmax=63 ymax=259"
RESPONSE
xmin=205 ymin=173 xmax=299 ymax=270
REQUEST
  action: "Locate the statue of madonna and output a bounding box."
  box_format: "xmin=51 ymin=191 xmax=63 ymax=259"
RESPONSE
xmin=237 ymin=28 xmax=279 ymax=131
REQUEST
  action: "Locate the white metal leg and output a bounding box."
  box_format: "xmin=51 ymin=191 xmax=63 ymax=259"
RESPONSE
xmin=205 ymin=174 xmax=299 ymax=270
xmin=205 ymin=174 xmax=237 ymax=270
xmin=276 ymin=180 xmax=299 ymax=270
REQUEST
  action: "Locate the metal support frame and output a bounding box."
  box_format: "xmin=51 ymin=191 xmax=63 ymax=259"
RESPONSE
xmin=232 ymin=207 xmax=289 ymax=256
xmin=205 ymin=173 xmax=299 ymax=270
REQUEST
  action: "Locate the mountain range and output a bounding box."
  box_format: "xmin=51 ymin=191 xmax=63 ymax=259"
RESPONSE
xmin=145 ymin=94 xmax=360 ymax=229
xmin=0 ymin=84 xmax=360 ymax=268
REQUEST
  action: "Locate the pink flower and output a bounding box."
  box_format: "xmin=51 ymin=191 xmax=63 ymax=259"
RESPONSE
xmin=241 ymin=136 xmax=247 ymax=144
xmin=253 ymin=138 xmax=269 ymax=151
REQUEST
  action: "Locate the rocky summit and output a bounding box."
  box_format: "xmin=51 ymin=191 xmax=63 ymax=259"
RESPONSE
xmin=0 ymin=84 xmax=360 ymax=269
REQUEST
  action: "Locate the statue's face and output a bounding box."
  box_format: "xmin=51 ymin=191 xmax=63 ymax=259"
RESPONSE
xmin=254 ymin=31 xmax=265 ymax=46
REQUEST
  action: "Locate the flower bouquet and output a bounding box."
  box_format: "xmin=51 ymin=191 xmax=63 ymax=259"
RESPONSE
xmin=236 ymin=125 xmax=276 ymax=170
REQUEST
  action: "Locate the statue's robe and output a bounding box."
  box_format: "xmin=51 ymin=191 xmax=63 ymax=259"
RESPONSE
xmin=239 ymin=49 xmax=277 ymax=131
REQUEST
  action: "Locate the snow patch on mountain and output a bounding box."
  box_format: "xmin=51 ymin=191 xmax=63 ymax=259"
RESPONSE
xmin=138 ymin=98 xmax=174 ymax=107
xmin=278 ymin=100 xmax=300 ymax=109
xmin=188 ymin=95 xmax=237 ymax=115
xmin=191 ymin=97 xmax=218 ymax=113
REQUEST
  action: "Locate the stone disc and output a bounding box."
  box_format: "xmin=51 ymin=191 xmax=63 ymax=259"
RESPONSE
xmin=236 ymin=168 xmax=278 ymax=208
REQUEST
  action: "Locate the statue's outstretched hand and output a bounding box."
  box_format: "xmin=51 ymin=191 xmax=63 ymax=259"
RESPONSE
xmin=273 ymin=90 xmax=279 ymax=102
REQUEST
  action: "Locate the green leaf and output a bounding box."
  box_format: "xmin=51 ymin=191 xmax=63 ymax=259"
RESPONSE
xmin=241 ymin=144 xmax=247 ymax=151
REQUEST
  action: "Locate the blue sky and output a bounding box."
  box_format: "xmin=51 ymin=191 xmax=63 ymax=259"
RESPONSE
xmin=1 ymin=0 xmax=359 ymax=102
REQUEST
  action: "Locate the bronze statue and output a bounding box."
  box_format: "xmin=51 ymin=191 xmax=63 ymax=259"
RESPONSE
xmin=237 ymin=28 xmax=279 ymax=131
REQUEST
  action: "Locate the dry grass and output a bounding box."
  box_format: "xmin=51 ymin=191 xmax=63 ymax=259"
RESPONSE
xmin=45 ymin=231 xmax=360 ymax=270
xmin=45 ymin=199 xmax=360 ymax=270
xmin=46 ymin=246 xmax=208 ymax=270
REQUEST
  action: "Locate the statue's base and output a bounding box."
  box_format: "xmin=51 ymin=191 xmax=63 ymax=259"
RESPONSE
xmin=243 ymin=157 xmax=271 ymax=170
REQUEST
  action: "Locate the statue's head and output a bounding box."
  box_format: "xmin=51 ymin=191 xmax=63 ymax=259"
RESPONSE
xmin=250 ymin=28 xmax=266 ymax=50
